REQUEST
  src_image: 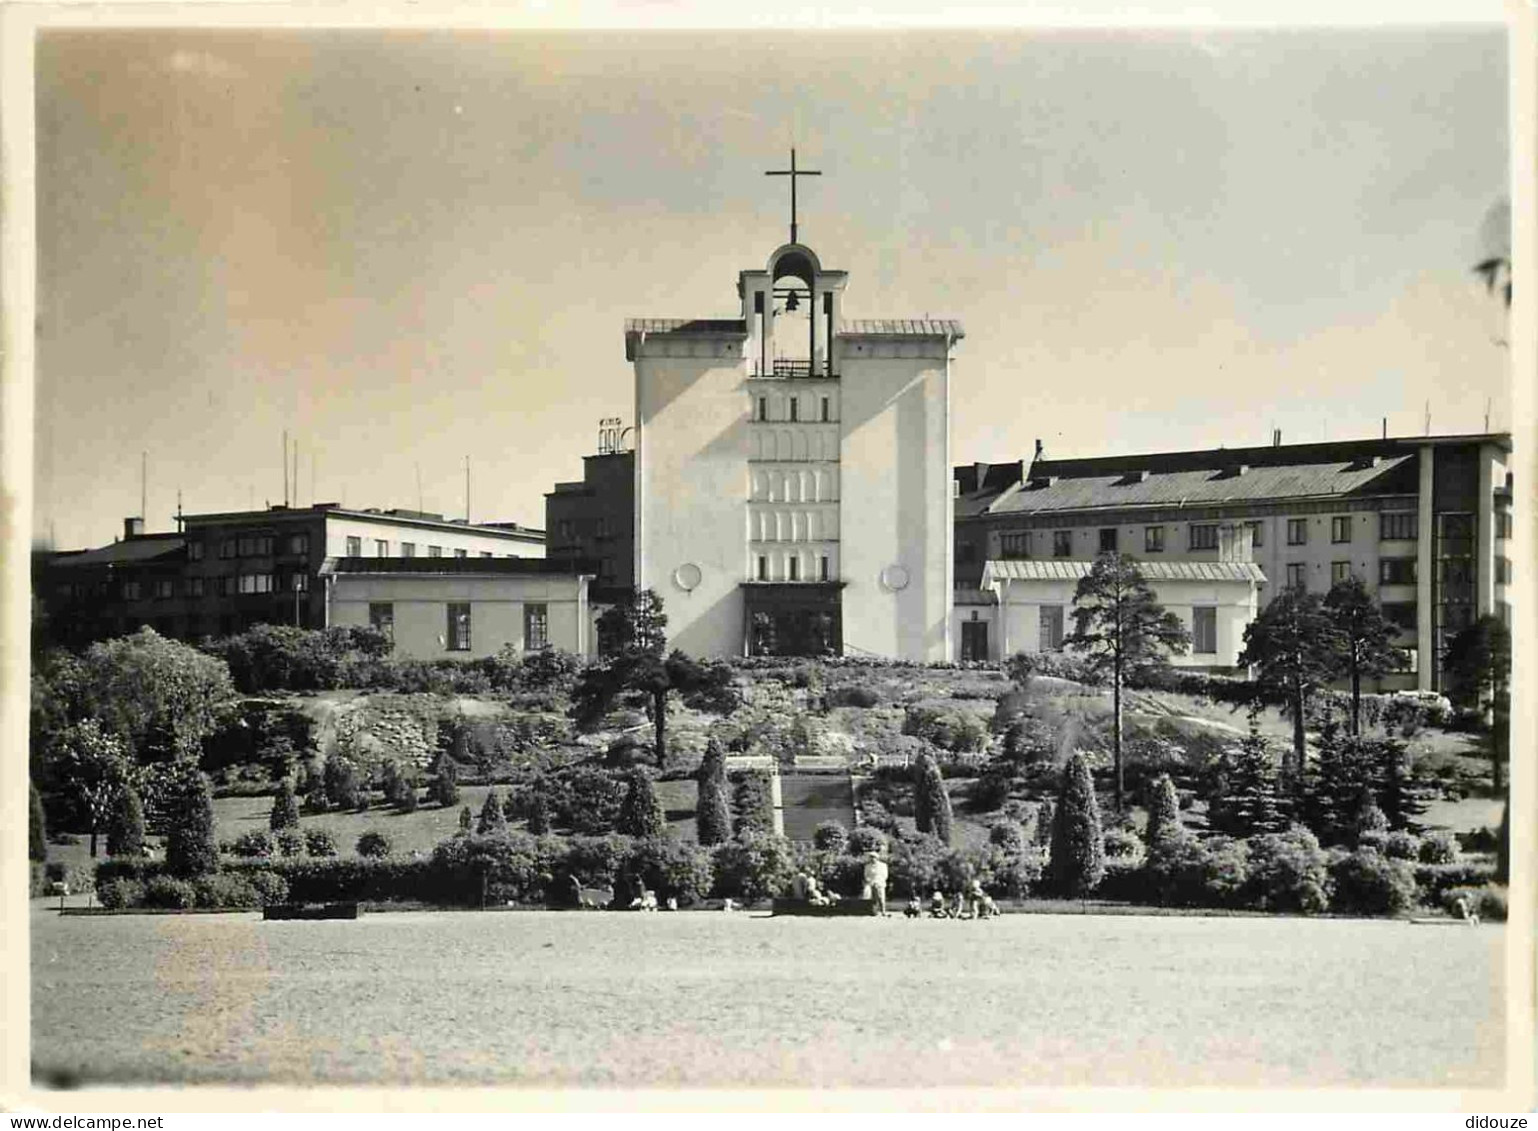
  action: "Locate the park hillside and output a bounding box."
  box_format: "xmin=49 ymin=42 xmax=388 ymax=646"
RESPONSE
xmin=29 ymin=555 xmax=1511 ymax=923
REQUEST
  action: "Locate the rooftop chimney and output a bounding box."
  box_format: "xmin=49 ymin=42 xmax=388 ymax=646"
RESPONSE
xmin=1034 ymin=438 xmax=1044 ymax=462
xmin=124 ymin=516 xmax=144 ymax=539
xmin=1272 ymin=429 xmax=1282 ymax=448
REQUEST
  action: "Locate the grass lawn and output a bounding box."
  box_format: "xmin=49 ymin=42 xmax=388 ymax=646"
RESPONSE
xmin=30 ymin=905 xmax=1506 ymax=1089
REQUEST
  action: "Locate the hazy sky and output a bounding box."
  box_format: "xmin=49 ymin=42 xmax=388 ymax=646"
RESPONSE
xmin=35 ymin=24 xmax=1510 ymax=548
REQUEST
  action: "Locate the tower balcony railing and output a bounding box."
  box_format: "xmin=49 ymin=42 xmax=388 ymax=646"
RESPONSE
xmin=750 ymin=358 xmax=839 ymax=380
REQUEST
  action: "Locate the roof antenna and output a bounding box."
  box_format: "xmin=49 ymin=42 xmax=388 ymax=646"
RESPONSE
xmin=140 ymin=451 xmax=147 ymax=532
xmin=1382 ymin=417 xmax=1387 ymax=440
xmin=1424 ymin=400 xmax=1431 ymax=436
xmin=1485 ymin=397 xmax=1491 ymax=433
xmin=416 ymin=463 xmax=424 ymax=515
xmin=282 ymin=429 xmax=289 ymax=507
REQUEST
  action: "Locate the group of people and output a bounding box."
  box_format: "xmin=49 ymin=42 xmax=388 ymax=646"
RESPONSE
xmin=904 ymin=879 xmax=1000 ymax=920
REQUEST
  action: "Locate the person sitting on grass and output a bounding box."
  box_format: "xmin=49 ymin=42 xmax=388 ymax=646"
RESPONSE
xmin=950 ymin=890 xmax=969 ymax=920
xmin=904 ymin=895 xmax=923 ymax=919
xmin=977 ymin=892 xmax=1000 ymax=919
xmin=929 ymin=890 xmax=947 ymax=918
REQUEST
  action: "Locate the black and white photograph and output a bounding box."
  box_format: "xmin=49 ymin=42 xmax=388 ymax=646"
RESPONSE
xmin=6 ymin=0 xmax=1530 ymax=1111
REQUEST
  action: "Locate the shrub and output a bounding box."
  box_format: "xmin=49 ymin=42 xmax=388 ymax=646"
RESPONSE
xmin=248 ymin=870 xmax=290 ymax=906
xmin=274 ymin=829 xmax=306 ymax=858
xmin=847 ymin=827 xmax=888 ymax=858
xmin=194 ymin=872 xmax=263 ymax=909
xmin=730 ymin=771 xmax=776 ymax=836
xmin=912 ymin=753 xmax=954 ymax=845
xmin=1382 ymin=830 xmax=1421 ymax=861
xmin=458 ymin=805 xmax=474 ymax=833
xmin=827 ymin=685 xmax=881 ymax=709
xmin=142 ymin=875 xmax=199 ymax=909
xmin=431 ymin=831 xmax=550 ymax=904
xmin=1329 ymin=848 xmax=1418 ymax=916
xmin=1143 ymin=774 xmax=1182 ymax=850
xmin=811 ymin=821 xmax=849 ymax=854
xmin=304 ymin=828 xmax=339 ymax=857
xmin=888 ymin=834 xmax=946 ymax=899
xmin=106 ymin=784 xmax=147 ymax=858
xmin=1143 ymin=834 xmax=1250 ymax=908
xmin=554 ymin=767 xmax=628 ymax=836
xmin=97 ymin=877 xmax=145 ymax=910
xmin=617 ymin=771 xmax=668 ymax=839
xmin=322 ymin=754 xmax=364 ymax=811
xmin=988 ymin=821 xmax=1025 ymax=854
xmin=711 ymin=832 xmax=796 ymax=901
xmin=1103 ymin=827 xmax=1145 ymax=862
xmin=1444 ymin=885 xmax=1507 ymax=922
xmin=430 ymin=761 xmax=461 ymax=808
xmin=627 ymin=836 xmax=714 ymax=905
xmin=269 ymin=780 xmax=301 ymax=831
xmin=229 ymin=830 xmax=277 ymax=859
xmin=986 ymin=845 xmax=1046 ymax=898
xmin=695 ymin=739 xmax=733 ymax=846
xmin=1244 ymin=826 xmax=1330 ymax=914
xmin=165 ymin=773 xmax=218 ymax=878
xmin=1048 ymin=753 xmax=1105 ymax=897
xmin=1418 ymin=829 xmax=1459 ymax=865
xmin=477 ymin=790 xmax=509 ymax=835
xmin=356 ymin=830 xmax=393 ymax=858
xmin=1414 ymin=860 xmax=1496 ymax=905
xmin=903 ymin=704 xmax=989 ymax=753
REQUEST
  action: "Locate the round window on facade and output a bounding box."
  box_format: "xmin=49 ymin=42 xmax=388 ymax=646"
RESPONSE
xmin=880 ymin=564 xmax=910 ymax=591
xmin=673 ymin=563 xmax=703 ymax=592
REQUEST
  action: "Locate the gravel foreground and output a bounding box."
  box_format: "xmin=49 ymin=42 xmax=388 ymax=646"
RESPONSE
xmin=30 ymin=906 xmax=1505 ymax=1089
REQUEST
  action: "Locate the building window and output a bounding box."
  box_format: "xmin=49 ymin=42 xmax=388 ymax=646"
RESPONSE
xmin=1000 ymin=532 xmax=1031 ymax=560
xmin=1497 ymin=557 xmax=1512 ymax=585
xmin=1192 ymin=606 xmax=1217 ymax=654
xmin=188 ymin=541 xmax=205 ymax=561
xmin=428 ymin=545 xmax=443 ymax=558
xmin=375 ymin=539 xmax=389 ymax=557
xmin=153 ymin=579 xmax=175 ymax=600
xmin=237 ymin=534 xmax=274 ymax=556
xmin=214 ymin=576 xmax=235 ymax=597
xmin=186 ymin=577 xmax=205 ymax=598
xmin=1145 ymin=526 xmax=1165 ymax=553
xmin=447 ymin=603 xmax=471 ymax=651
xmin=821 ymin=397 xmax=830 ymax=422
xmin=1496 ymin=510 xmax=1513 ymax=540
xmin=1330 ymin=561 xmax=1352 ymax=584
xmin=1039 ymin=605 xmax=1065 ymax=652
xmin=756 ymin=396 xmax=767 ymax=422
xmin=346 ymin=536 xmax=362 ymax=556
xmin=1285 ymin=563 xmax=1307 ymax=590
xmin=1247 ymin=521 xmax=1264 ymax=548
xmin=289 ymin=572 xmax=309 ymax=592
xmin=1380 ymin=512 xmax=1418 ymax=541
xmin=1286 ymin=519 xmax=1307 ymax=546
xmin=454 ymin=549 xmax=468 ymax=559
xmin=819 ymin=555 xmax=830 ymax=582
xmin=369 ymin=602 xmax=394 ymax=642
xmin=788 ymin=557 xmax=800 ymax=581
xmin=1330 ymin=516 xmax=1352 ymax=544
xmin=401 ymin=542 xmax=416 ymax=557
xmin=286 ymin=533 xmax=309 ymax=555
xmin=219 ymin=538 xmax=238 ymax=560
xmin=1379 ymin=558 xmax=1417 ymax=585
xmin=238 ymin=573 xmax=275 ymax=594
xmin=1098 ymin=528 xmax=1118 ymax=554
xmin=1053 ymin=531 xmax=1072 ymax=558
xmin=789 ymin=398 xmax=798 ymax=422
xmin=1189 ymin=524 xmax=1218 ymax=551
xmin=524 ymin=603 xmax=549 ymax=651
xmin=1440 ymin=559 xmax=1474 ymax=586
xmin=1381 ymin=602 xmax=1416 ymax=632
xmin=1499 ymin=602 xmax=1512 ymax=627
xmin=122 ymin=581 xmax=143 ymax=601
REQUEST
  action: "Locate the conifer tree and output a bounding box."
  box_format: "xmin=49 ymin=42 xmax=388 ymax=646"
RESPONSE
xmin=1032 ymin=797 xmax=1055 ymax=849
xmin=1047 ymin=753 xmax=1105 ymax=896
xmin=166 ymin=772 xmax=218 ymax=878
xmin=1143 ymin=773 xmax=1184 ymax=849
xmin=430 ymin=759 xmax=460 ymax=808
xmin=912 ymin=751 xmax=954 ymax=845
xmin=1374 ymin=737 xmax=1430 ymax=831
xmin=1323 ymin=576 xmax=1404 ymax=736
xmin=29 ymin=780 xmax=47 ymax=863
xmin=106 ymin=781 xmax=147 ymax=857
xmin=1207 ymin=715 xmax=1287 ymax=837
xmin=694 ymin=738 xmax=733 ymax=846
xmin=269 ymin=778 xmax=301 ymax=831
xmin=476 ymin=789 xmax=508 ymax=835
xmin=526 ymin=792 xmax=552 ymax=834
xmin=1306 ymin=723 xmax=1377 ymax=846
xmin=458 ymin=804 xmax=474 ymax=833
xmin=618 ymin=770 xmax=668 ymax=839
xmin=1238 ymin=588 xmax=1340 ymax=786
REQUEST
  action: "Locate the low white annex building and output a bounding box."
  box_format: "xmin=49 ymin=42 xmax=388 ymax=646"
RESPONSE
xmin=629 ymin=227 xmax=960 ymax=661
xmin=321 ymin=557 xmax=597 ymax=660
xmin=959 ymin=558 xmax=1266 ymax=672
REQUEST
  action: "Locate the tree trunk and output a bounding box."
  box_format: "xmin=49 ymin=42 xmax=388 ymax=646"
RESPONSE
xmin=1112 ymin=657 xmax=1123 ymax=813
xmin=89 ymin=826 xmax=98 ymax=859
xmin=653 ymin=687 xmax=668 ymax=768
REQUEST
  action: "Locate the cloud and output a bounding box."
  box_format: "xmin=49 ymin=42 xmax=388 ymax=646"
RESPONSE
xmin=166 ymin=50 xmax=243 ymax=80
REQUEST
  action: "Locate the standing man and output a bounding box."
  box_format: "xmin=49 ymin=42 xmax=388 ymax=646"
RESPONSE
xmin=863 ymin=850 xmax=889 ymax=917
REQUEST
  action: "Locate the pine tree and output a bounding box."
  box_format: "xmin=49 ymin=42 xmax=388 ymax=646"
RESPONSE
xmin=1143 ymin=773 xmax=1183 ymax=849
xmin=1374 ymin=736 xmax=1431 ymax=831
xmin=269 ymin=779 xmax=301 ymax=831
xmin=1323 ymin=577 xmax=1404 ymax=736
xmin=458 ymin=804 xmax=473 ymax=833
xmin=166 ymin=772 xmax=218 ymax=878
xmin=477 ymin=789 xmax=508 ymax=835
xmin=618 ymin=770 xmax=668 ymax=839
xmin=695 ymin=738 xmax=733 ymax=846
xmin=1238 ymin=588 xmax=1341 ymax=787
xmin=1306 ymin=723 xmax=1377 ymax=846
xmin=29 ymin=780 xmax=47 ymax=863
xmin=912 ymin=752 xmax=953 ymax=845
xmin=1207 ymin=716 xmax=1286 ymax=837
xmin=1048 ymin=752 xmax=1106 ymax=896
xmin=106 ymin=782 xmax=146 ymax=857
xmin=430 ymin=759 xmax=461 ymax=808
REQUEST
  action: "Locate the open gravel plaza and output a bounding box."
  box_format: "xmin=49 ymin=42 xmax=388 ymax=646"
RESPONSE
xmin=30 ymin=905 xmax=1505 ymax=1091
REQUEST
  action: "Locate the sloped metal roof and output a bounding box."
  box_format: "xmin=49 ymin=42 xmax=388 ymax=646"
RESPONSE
xmin=839 ymin=319 xmax=964 ymax=338
xmin=982 ymin=559 xmax=1266 ymax=585
xmin=52 ymin=536 xmax=186 ymax=568
xmin=985 ymin=456 xmax=1415 ymax=516
xmin=623 ymin=319 xmax=747 ymax=335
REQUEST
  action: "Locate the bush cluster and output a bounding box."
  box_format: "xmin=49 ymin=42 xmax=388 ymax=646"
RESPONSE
xmin=902 ymin=705 xmax=989 ymax=753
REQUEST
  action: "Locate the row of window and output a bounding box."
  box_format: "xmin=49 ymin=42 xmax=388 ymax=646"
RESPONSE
xmin=1034 ymin=604 xmax=1219 ymax=654
xmin=554 ymin=518 xmax=612 ymax=542
xmin=197 ymin=532 xmax=309 ymax=562
xmin=754 ymin=394 xmax=834 ymax=423
xmin=751 ymin=467 xmax=839 ymax=503
xmin=753 ymin=554 xmax=833 ymax=583
xmin=751 ymin=509 xmax=838 ymax=543
xmin=366 ymin=602 xmax=548 ymax=652
xmin=750 ymin=428 xmax=840 ymax=463
xmin=996 ymin=513 xmax=1429 ymax=560
xmin=343 ymin=536 xmax=493 ymax=559
xmin=117 ymin=573 xmax=311 ymax=600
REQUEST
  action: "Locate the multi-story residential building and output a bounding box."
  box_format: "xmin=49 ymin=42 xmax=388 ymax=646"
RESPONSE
xmin=38 ymin=504 xmax=545 ymax=646
xmin=545 ymin=445 xmax=635 ymax=600
xmin=629 ymin=237 xmax=960 ymax=659
xmin=953 ymin=433 xmax=1513 ymax=690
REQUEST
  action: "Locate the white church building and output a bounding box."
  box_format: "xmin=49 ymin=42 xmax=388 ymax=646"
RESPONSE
xmin=627 ymin=222 xmax=961 ymax=662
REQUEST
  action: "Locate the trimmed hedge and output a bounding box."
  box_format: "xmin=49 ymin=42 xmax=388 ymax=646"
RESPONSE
xmin=1414 ymin=860 xmax=1496 ymax=905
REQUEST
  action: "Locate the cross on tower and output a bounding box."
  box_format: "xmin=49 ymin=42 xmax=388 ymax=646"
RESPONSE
xmin=765 ymin=148 xmax=822 ymax=245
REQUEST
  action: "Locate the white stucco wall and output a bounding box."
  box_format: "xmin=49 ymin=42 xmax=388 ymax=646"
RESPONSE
xmin=327 ymin=573 xmax=589 ymax=659
xmin=838 ymin=347 xmax=953 ymax=661
xmin=634 ymin=338 xmax=750 ymax=658
xmin=324 ymin=515 xmax=543 ymax=560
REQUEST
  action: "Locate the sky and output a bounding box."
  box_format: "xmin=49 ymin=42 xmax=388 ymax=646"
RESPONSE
xmin=33 ymin=21 xmax=1511 ymax=549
